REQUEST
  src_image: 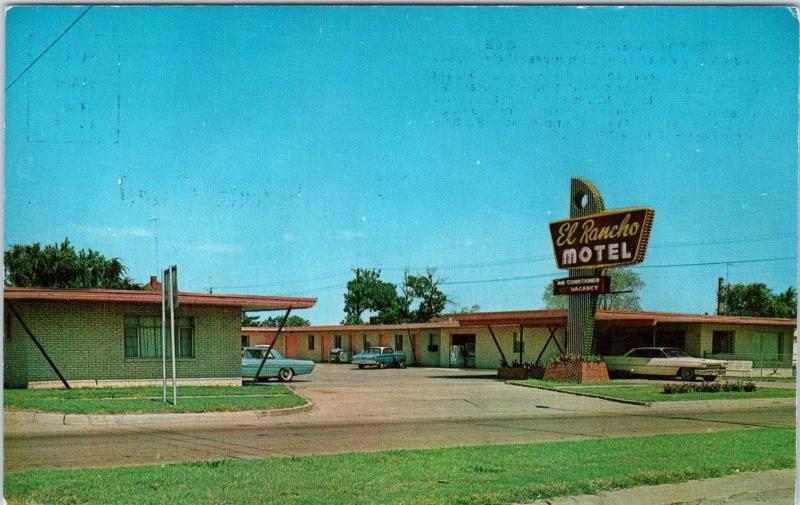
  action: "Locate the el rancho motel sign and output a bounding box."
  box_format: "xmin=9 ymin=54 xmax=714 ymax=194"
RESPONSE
xmin=549 ymin=207 xmax=654 ymax=270
xmin=548 ymin=177 xmax=654 ymax=354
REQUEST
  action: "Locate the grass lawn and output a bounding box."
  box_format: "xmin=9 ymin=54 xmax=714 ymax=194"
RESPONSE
xmin=5 ymin=427 xmax=794 ymax=505
xmin=509 ymin=380 xmax=796 ymax=403
xmin=3 ymin=385 xmax=306 ymax=414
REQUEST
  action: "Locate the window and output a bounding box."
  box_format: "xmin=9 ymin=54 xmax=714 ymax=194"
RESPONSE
xmin=513 ymin=332 xmax=525 ymax=353
xmin=363 ymin=334 xmax=370 ymax=350
xmin=334 ymin=335 xmax=342 ymax=348
xmin=124 ymin=316 xmax=194 ymax=358
xmin=241 ymin=335 xmax=250 ymax=348
xmin=427 ymin=334 xmax=440 ymax=352
xmin=395 ymin=334 xmax=403 ymax=351
xmin=712 ymin=331 xmax=735 ymax=354
xmin=308 ymin=335 xmax=315 ymax=351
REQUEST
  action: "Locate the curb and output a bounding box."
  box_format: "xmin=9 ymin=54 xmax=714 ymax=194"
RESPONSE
xmin=10 ymin=388 xmax=315 ymax=426
xmin=507 ymin=381 xmax=652 ymax=406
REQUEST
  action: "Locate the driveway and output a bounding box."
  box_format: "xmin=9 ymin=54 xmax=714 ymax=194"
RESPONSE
xmin=282 ymin=364 xmax=628 ymax=425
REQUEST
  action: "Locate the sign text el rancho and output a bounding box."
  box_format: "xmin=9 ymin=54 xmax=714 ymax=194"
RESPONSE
xmin=549 ymin=207 xmax=655 ymax=269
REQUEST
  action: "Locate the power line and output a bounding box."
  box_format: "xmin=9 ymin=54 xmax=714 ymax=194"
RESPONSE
xmin=276 ymin=256 xmax=796 ymax=295
xmin=209 ymin=234 xmax=795 ymax=293
xmin=6 ymin=6 xmax=93 ymax=91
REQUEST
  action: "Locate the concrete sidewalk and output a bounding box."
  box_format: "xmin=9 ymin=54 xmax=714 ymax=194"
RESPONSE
xmin=519 ymin=469 xmax=796 ymax=505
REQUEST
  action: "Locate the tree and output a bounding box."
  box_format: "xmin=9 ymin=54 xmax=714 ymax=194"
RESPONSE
xmin=720 ymin=283 xmax=796 ymax=318
xmin=241 ymin=313 xmax=311 ymax=327
xmin=404 ymin=268 xmax=451 ymax=323
xmin=342 ymin=268 xmax=401 ymax=324
xmin=341 ymin=268 xmax=451 ymax=324
xmin=459 ymin=304 xmax=482 ymax=313
xmin=4 ymin=238 xmax=140 ymax=289
xmin=541 ymin=268 xmax=644 ymax=311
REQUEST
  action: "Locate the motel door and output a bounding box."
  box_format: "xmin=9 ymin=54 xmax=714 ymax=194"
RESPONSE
xmin=450 ymin=334 xmax=476 ymax=368
xmin=754 ymin=331 xmax=779 ymax=365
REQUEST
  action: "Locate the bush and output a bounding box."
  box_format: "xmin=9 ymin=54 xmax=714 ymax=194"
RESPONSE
xmin=549 ymin=353 xmax=603 ymax=365
xmin=663 ymin=381 xmax=757 ymax=394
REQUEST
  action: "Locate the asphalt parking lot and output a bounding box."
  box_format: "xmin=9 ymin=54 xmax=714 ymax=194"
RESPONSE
xmin=283 ymin=363 xmax=626 ymax=424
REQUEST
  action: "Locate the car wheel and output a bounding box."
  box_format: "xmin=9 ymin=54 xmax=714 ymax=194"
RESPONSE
xmin=378 ymin=361 xmax=387 ymax=369
xmin=703 ymin=376 xmax=717 ymax=382
xmin=358 ymin=364 xmax=365 ymax=369
xmin=679 ymin=368 xmax=696 ymax=381
xmin=399 ymin=359 xmax=406 ymax=369
xmin=278 ymin=368 xmax=294 ymax=382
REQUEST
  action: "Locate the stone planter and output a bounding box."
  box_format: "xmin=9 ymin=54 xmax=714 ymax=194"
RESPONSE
xmin=497 ymin=367 xmax=529 ymax=380
xmin=497 ymin=366 xmax=546 ymax=380
xmin=543 ymin=362 xmax=610 ymax=383
xmin=528 ymin=366 xmax=545 ymax=380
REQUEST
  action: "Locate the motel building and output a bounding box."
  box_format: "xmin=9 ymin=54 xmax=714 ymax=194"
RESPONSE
xmin=244 ymin=309 xmax=796 ymax=376
xmin=3 ymin=278 xmax=316 ymax=389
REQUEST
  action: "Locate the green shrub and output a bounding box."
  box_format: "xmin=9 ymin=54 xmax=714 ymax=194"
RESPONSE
xmin=550 ymin=353 xmax=603 ymax=365
xmin=663 ymin=381 xmax=757 ymax=394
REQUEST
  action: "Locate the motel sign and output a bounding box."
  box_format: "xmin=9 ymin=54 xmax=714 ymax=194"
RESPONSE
xmin=549 ymin=207 xmax=654 ymax=270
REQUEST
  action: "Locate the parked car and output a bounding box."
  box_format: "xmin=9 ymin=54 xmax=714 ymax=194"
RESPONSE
xmin=603 ymin=347 xmax=727 ymax=381
xmin=241 ymin=346 xmax=315 ymax=382
xmin=352 ymin=346 xmax=406 ymax=369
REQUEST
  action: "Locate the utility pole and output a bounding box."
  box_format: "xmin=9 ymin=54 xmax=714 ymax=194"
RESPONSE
xmin=717 ymin=276 xmax=725 ymax=315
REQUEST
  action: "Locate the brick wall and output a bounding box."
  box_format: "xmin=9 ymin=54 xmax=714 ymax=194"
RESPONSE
xmin=4 ymin=300 xmax=241 ymax=388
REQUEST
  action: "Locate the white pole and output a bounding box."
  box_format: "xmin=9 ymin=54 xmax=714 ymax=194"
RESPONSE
xmin=161 ymin=269 xmax=167 ymax=403
xmin=170 ymin=268 xmax=177 ymax=405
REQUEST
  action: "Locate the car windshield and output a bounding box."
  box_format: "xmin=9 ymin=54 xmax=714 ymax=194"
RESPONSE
xmin=663 ymin=348 xmax=691 ymax=358
xmin=366 ymin=347 xmax=382 ymax=354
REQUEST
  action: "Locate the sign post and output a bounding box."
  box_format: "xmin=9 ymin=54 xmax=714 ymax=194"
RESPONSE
xmin=162 ymin=265 xmax=179 ymax=405
xmin=161 ymin=269 xmax=167 ymax=403
xmin=170 ymin=265 xmax=178 ymax=405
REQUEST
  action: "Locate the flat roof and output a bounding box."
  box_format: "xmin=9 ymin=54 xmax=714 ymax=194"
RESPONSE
xmin=244 ymin=321 xmax=459 ymax=333
xmin=441 ymin=309 xmax=796 ymax=328
xmin=4 ymin=287 xmax=316 ymax=311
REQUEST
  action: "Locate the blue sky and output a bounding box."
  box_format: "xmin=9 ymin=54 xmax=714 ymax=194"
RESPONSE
xmin=5 ymin=6 xmax=797 ymax=324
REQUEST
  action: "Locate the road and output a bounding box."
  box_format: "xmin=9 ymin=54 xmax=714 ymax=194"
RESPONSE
xmin=5 ymin=365 xmax=795 ymax=472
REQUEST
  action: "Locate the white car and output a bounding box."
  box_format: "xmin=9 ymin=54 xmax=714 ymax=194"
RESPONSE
xmin=603 ymin=347 xmax=727 ymax=381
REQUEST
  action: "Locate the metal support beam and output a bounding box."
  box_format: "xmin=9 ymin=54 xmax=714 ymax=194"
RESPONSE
xmin=487 ymin=325 xmax=508 ymax=367
xmin=534 ymin=326 xmax=564 ymax=367
xmin=251 ymin=308 xmax=292 ymax=385
xmin=5 ymin=300 xmax=70 ymax=389
xmin=407 ymin=329 xmax=417 ymax=366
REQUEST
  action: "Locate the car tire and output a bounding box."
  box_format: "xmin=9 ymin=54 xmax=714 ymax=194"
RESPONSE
xmin=278 ymin=368 xmax=294 ymax=382
xmin=399 ymin=359 xmax=406 ymax=369
xmin=378 ymin=362 xmax=387 ymax=369
xmin=358 ymin=364 xmax=365 ymax=369
xmin=679 ymin=368 xmax=696 ymax=381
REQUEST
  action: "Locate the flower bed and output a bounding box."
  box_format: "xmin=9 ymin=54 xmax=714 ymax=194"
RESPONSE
xmin=664 ymin=381 xmax=757 ymax=394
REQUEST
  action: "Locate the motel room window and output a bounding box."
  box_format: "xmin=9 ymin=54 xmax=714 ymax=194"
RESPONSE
xmin=363 ymin=334 xmax=370 ymax=350
xmin=712 ymin=331 xmax=735 ymax=354
xmin=334 ymin=335 xmax=342 ymax=349
xmin=513 ymin=332 xmax=525 ymax=353
xmin=395 ymin=334 xmax=403 ymax=351
xmin=241 ymin=335 xmax=250 ymax=348
xmin=428 ymin=334 xmax=440 ymax=352
xmin=124 ymin=316 xmax=195 ymax=358
xmin=308 ymin=335 xmax=316 ymax=351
